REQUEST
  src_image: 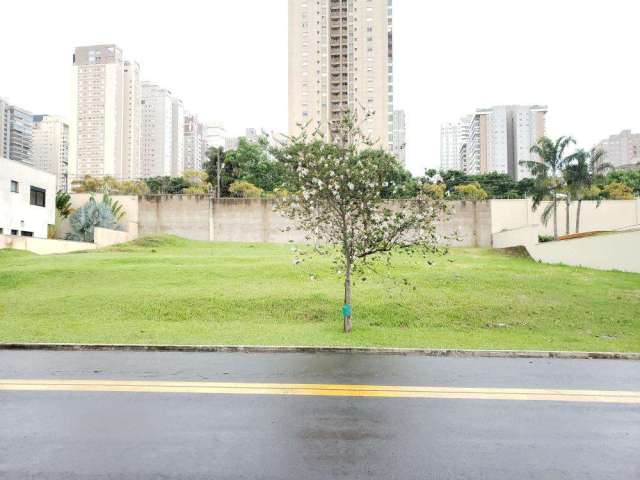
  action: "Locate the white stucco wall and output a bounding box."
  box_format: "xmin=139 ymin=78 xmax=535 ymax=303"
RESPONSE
xmin=526 ymin=230 xmax=640 ymax=273
xmin=93 ymin=227 xmax=134 ymax=248
xmin=491 ymin=198 xmax=640 ymax=237
xmin=492 ymin=225 xmax=539 ymax=248
xmin=0 ymin=157 xmax=56 ymax=239
xmin=0 ymin=234 xmax=97 ymax=255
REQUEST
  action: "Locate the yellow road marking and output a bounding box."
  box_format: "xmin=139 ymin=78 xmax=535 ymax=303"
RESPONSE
xmin=1 ymin=379 xmax=639 ymax=404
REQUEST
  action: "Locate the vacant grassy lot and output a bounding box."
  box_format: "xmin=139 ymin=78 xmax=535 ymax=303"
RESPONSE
xmin=0 ymin=236 xmax=638 ymax=351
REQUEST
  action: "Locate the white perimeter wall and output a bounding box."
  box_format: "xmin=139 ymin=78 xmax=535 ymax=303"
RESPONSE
xmin=491 ymin=199 xmax=640 ymax=236
xmin=527 ymin=230 xmax=640 ymax=273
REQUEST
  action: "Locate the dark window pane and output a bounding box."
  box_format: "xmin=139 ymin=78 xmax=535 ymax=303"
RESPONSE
xmin=30 ymin=187 xmax=46 ymax=207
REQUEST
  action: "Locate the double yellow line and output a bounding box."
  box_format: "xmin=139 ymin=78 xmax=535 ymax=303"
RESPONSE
xmin=1 ymin=379 xmax=639 ymax=404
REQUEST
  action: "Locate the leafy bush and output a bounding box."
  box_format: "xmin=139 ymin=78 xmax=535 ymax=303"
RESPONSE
xmin=538 ymin=235 xmax=555 ymax=243
xmin=603 ymin=182 xmax=635 ymax=200
xmin=102 ymin=193 xmax=126 ymax=222
xmin=66 ymin=197 xmax=120 ymax=242
xmin=229 ymin=180 xmax=264 ymax=198
xmin=55 ymin=191 xmax=73 ymax=219
xmin=453 ymin=182 xmax=489 ymax=201
xmin=423 ymin=183 xmax=445 ymax=200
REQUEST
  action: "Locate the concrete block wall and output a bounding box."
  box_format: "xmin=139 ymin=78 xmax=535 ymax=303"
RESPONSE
xmin=136 ymin=196 xmax=494 ymax=247
xmin=139 ymin=195 xmax=211 ymax=241
xmin=120 ymin=194 xmax=640 ymax=248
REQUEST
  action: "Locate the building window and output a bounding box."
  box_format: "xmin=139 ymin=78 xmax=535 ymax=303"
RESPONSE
xmin=11 ymin=230 xmax=18 ymax=236
xmin=30 ymin=187 xmax=46 ymax=208
xmin=21 ymin=231 xmax=34 ymax=237
xmin=10 ymin=180 xmax=19 ymax=193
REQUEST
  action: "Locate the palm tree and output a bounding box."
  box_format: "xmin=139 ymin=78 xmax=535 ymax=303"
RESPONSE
xmin=564 ymin=148 xmax=611 ymax=233
xmin=520 ymin=136 xmax=576 ymax=240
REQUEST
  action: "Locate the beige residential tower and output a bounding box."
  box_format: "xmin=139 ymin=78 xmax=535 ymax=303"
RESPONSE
xmin=288 ymin=0 xmax=394 ymax=151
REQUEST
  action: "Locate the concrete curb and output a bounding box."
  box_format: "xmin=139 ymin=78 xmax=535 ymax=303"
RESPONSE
xmin=0 ymin=343 xmax=639 ymax=360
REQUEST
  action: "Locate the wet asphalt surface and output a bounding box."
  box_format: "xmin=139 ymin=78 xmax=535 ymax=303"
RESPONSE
xmin=0 ymin=350 xmax=639 ymax=479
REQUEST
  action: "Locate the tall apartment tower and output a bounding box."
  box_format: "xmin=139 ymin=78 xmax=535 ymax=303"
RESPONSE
xmin=32 ymin=115 xmax=69 ymax=191
xmin=140 ymin=82 xmax=185 ymax=178
xmin=596 ymin=130 xmax=640 ymax=170
xmin=206 ymin=122 xmax=227 ymax=150
xmin=440 ymin=122 xmax=461 ymax=172
xmin=171 ymin=98 xmax=185 ymax=176
xmin=122 ymin=61 xmax=142 ymax=179
xmin=465 ymin=105 xmax=547 ymax=179
xmin=392 ymin=110 xmax=406 ymax=165
xmin=440 ymin=115 xmax=472 ymax=172
xmin=0 ymin=97 xmax=33 ymax=165
xmin=288 ymin=0 xmax=394 ymax=150
xmin=70 ymin=45 xmax=141 ymax=182
xmin=183 ymin=113 xmax=208 ymax=171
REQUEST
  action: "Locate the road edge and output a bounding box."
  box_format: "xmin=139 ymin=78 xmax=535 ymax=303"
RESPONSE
xmin=0 ymin=343 xmax=639 ymax=360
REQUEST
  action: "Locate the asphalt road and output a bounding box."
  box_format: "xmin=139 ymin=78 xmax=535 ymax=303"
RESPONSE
xmin=0 ymin=350 xmax=639 ymax=479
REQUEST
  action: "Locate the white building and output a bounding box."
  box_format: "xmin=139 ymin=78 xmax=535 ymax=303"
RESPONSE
xmin=171 ymin=98 xmax=185 ymax=176
xmin=207 ymin=121 xmax=227 ymax=150
xmin=69 ymin=45 xmax=141 ymax=183
xmin=140 ymin=82 xmax=185 ymax=178
xmin=183 ymin=113 xmax=208 ymax=171
xmin=465 ymin=105 xmax=547 ymax=179
xmin=288 ymin=0 xmax=395 ymax=151
xmin=32 ymin=115 xmax=69 ymax=192
xmin=440 ymin=116 xmax=472 ymax=172
xmin=440 ymin=122 xmax=461 ymax=172
xmin=596 ymin=130 xmax=640 ymax=170
xmin=0 ymin=98 xmax=33 ymax=165
xmin=1 ymin=157 xmax=56 ymax=239
xmin=122 ymin=61 xmax=142 ymax=180
xmin=392 ymin=110 xmax=406 ymax=165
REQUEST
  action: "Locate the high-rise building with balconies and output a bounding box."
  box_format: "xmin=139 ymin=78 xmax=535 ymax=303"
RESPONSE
xmin=183 ymin=113 xmax=208 ymax=172
xmin=69 ymin=45 xmax=141 ymax=182
xmin=288 ymin=0 xmax=394 ymax=151
xmin=462 ymin=105 xmax=547 ymax=179
xmin=32 ymin=115 xmax=69 ymax=191
xmin=440 ymin=115 xmax=472 ymax=172
xmin=140 ymin=82 xmax=185 ymax=178
xmin=596 ymin=130 xmax=640 ymax=171
xmin=0 ymin=97 xmax=33 ymax=165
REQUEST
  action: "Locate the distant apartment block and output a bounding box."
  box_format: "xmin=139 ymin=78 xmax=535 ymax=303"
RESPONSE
xmin=392 ymin=110 xmax=406 ymax=165
xmin=183 ymin=113 xmax=208 ymax=171
xmin=596 ymin=130 xmax=640 ymax=170
xmin=440 ymin=115 xmax=472 ymax=172
xmin=122 ymin=61 xmax=142 ymax=180
xmin=441 ymin=105 xmax=547 ymax=179
xmin=140 ymin=82 xmax=185 ymax=178
xmin=171 ymin=98 xmax=185 ymax=176
xmin=32 ymin=115 xmax=69 ymax=192
xmin=0 ymin=98 xmax=33 ymax=165
xmin=288 ymin=0 xmax=394 ymax=151
xmin=70 ymin=45 xmax=141 ymax=181
xmin=207 ymin=122 xmax=227 ymax=150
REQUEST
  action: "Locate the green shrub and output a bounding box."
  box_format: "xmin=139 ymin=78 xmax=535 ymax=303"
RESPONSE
xmin=66 ymin=197 xmax=120 ymax=243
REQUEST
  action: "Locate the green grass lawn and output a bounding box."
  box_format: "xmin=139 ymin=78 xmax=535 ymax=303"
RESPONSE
xmin=1 ymin=236 xmax=639 ymax=352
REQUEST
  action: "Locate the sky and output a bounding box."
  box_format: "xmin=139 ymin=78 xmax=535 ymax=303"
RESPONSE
xmin=1 ymin=0 xmax=638 ymax=175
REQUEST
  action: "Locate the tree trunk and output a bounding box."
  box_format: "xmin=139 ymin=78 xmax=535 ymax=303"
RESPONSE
xmin=575 ymin=199 xmax=582 ymax=234
xmin=553 ymin=193 xmax=559 ymax=240
xmin=565 ymin=196 xmax=571 ymax=236
xmin=343 ymin=260 xmax=353 ymax=334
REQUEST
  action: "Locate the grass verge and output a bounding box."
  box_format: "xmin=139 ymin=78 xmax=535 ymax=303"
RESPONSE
xmin=0 ymin=236 xmax=638 ymax=352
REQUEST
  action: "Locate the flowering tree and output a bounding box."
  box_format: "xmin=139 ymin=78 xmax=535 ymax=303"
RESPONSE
xmin=274 ymin=113 xmax=447 ymax=333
